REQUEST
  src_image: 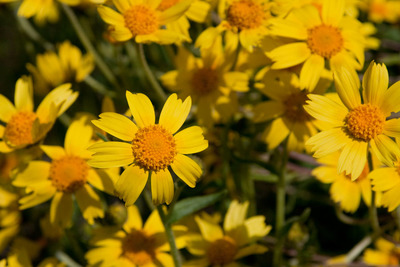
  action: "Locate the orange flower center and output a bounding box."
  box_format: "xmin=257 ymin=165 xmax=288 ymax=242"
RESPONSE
xmin=307 ymin=24 xmax=344 ymax=58
xmin=227 ymin=0 xmax=265 ymax=30
xmin=207 ymin=236 xmax=238 ymax=265
xmin=158 ymin=0 xmax=180 ymax=11
xmin=345 ymin=104 xmax=385 ymax=142
xmin=122 ymin=229 xmax=156 ymax=266
xmin=49 ymin=156 xmax=89 ymax=193
xmin=191 ymin=67 xmax=219 ymax=96
xmin=283 ymin=90 xmax=311 ymax=122
xmin=131 ymin=125 xmax=176 ymax=172
xmin=124 ymin=5 xmax=159 ymax=36
xmin=4 ymin=111 xmax=37 ymax=147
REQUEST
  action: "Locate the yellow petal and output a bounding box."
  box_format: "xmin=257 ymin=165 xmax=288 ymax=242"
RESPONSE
xmin=50 ymin=192 xmax=73 ymax=228
xmin=151 ymin=170 xmax=174 ymax=205
xmin=370 ymin=135 xmax=400 ymax=167
xmin=112 ymin=0 xmax=131 ymax=13
xmin=382 ymin=81 xmax=400 ymax=116
xmin=174 ymin=126 xmax=208 ymax=154
xmin=13 ymin=161 xmax=50 ymax=187
xmin=75 ymin=184 xmax=104 ymax=224
xmin=290 ymin=5 xmax=321 ymax=28
xmin=92 ymin=112 xmax=137 ymax=141
xmin=65 ymin=117 xmax=93 ymax=158
xmin=143 ymin=208 xmax=164 ymax=235
xmin=244 ymin=216 xmax=271 ymax=243
xmin=170 ymin=154 xmax=202 ymax=188
xmin=235 ymin=244 xmax=268 ymax=260
xmin=87 ymin=168 xmax=117 ymax=195
xmin=337 ymin=140 xmax=367 ymax=180
xmin=322 ymin=0 xmax=344 ymax=26
xmin=304 ymin=94 xmax=347 ymax=127
xmin=306 ymin=128 xmax=350 ymax=158
xmin=19 ymin=181 xmax=57 ymax=210
xmin=262 ymin=118 xmax=290 ymax=150
xmin=270 ymin=18 xmax=307 ymax=40
xmin=186 ymin=0 xmax=211 ymax=22
xmin=97 ymin=5 xmax=125 ymax=26
xmin=253 ymin=101 xmax=284 ymax=123
xmin=330 ymin=177 xmax=360 ymax=213
xmin=40 ymin=145 xmax=66 ymax=160
xmin=223 ymin=200 xmax=249 ymax=232
xmin=0 ymin=94 xmax=16 ymax=123
xmin=369 ymin=167 xmax=400 ymax=192
xmin=159 ymin=0 xmax=191 ymax=24
xmin=14 ymin=76 xmax=33 ymax=112
xmin=362 ymin=61 xmax=388 ymax=107
xmin=333 ymin=67 xmax=361 ymax=110
xmin=186 ymin=233 xmax=207 ymax=256
xmin=87 ymin=141 xmax=133 ymax=168
xmin=299 ymin=54 xmax=325 ymax=91
xmin=115 ymin=165 xmax=148 ymax=206
xmin=383 ymin=119 xmax=400 ymax=139
xmin=126 ymin=91 xmax=155 ymax=128
xmin=159 ymin=94 xmax=191 ymax=134
xmin=382 ymin=184 xmax=400 ymax=211
xmin=122 ymin=205 xmax=143 ymax=232
xmin=312 ymin=166 xmax=339 ymax=184
xmin=269 ymin=43 xmax=311 ymax=69
xmin=110 ymin=26 xmax=133 ymax=42
xmin=195 ymin=215 xmax=223 ymax=242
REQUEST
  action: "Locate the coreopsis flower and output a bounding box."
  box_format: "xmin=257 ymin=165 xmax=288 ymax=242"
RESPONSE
xmin=86 ymin=205 xmax=186 ymax=266
xmin=363 ymin=237 xmax=400 ymax=266
xmin=12 ymin=116 xmax=118 ymax=227
xmin=305 ymin=61 xmax=400 ymax=179
xmin=0 ymin=76 xmax=78 ymax=153
xmin=196 ymin=0 xmax=273 ymax=52
xmin=161 ymin=47 xmax=248 ymax=127
xmin=185 ymin=200 xmax=271 ymax=266
xmin=97 ymin=0 xmax=191 ymax=44
xmin=252 ymin=69 xmax=326 ymax=151
xmin=89 ymin=92 xmax=208 ymax=206
xmin=26 ymin=41 xmax=94 ymax=95
xmin=268 ymin=0 xmax=366 ymax=90
xmin=0 ymin=186 xmax=21 ymax=253
xmin=312 ymin=151 xmax=381 ymax=213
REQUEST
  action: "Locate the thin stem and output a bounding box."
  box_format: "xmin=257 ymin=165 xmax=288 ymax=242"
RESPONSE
xmin=136 ymin=43 xmax=167 ymax=105
xmin=61 ymin=4 xmax=120 ymax=91
xmin=156 ymin=205 xmax=181 ymax=267
xmin=16 ymin=16 xmax=55 ymax=51
xmin=84 ymin=75 xmax=116 ymax=98
xmin=273 ymin=139 xmax=289 ymax=267
xmin=368 ymin=153 xmax=380 ymax=233
xmin=335 ymin=204 xmax=369 ymax=225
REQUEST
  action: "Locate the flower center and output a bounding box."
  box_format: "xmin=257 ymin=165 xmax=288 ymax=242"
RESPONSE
xmin=191 ymin=67 xmax=219 ymax=96
xmin=49 ymin=156 xmax=89 ymax=193
xmin=307 ymin=24 xmax=344 ymax=58
xmin=3 ymin=111 xmax=38 ymax=147
xmin=345 ymin=104 xmax=385 ymax=142
xmin=131 ymin=125 xmax=176 ymax=172
xmin=226 ymin=0 xmax=265 ymax=30
xmin=122 ymin=229 xmax=156 ymax=266
xmin=158 ymin=0 xmax=180 ymax=11
xmin=207 ymin=236 xmax=238 ymax=265
xmin=283 ymin=91 xmax=311 ymax=122
xmin=124 ymin=5 xmax=159 ymax=36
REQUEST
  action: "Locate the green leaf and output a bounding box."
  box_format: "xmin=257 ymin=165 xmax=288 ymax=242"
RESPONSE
xmin=166 ymin=190 xmax=227 ymax=224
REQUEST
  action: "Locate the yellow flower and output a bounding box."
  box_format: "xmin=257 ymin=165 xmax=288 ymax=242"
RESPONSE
xmin=185 ymin=200 xmax=271 ymax=266
xmin=97 ymin=0 xmax=192 ymax=44
xmin=161 ymin=48 xmax=248 ymax=127
xmin=0 ymin=186 xmax=21 ymax=253
xmin=0 ymin=76 xmax=78 ymax=153
xmin=253 ymin=69 xmax=324 ymax=151
xmin=363 ymin=237 xmax=400 ymax=266
xmin=26 ymin=41 xmax=94 ymax=95
xmin=313 ymin=151 xmax=381 ymax=213
xmin=268 ymin=0 xmax=366 ymax=90
xmin=361 ymin=0 xmax=400 ymax=24
xmin=196 ymin=0 xmax=272 ymax=52
xmin=89 ymin=92 xmax=208 ymax=206
xmin=305 ymin=61 xmax=400 ymax=179
xmin=12 ymin=116 xmax=118 ymax=227
xmin=86 ymin=205 xmax=186 ymax=266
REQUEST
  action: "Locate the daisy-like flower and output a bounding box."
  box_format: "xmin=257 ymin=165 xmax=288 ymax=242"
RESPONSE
xmin=363 ymin=237 xmax=400 ymax=266
xmin=26 ymin=41 xmax=94 ymax=95
xmin=97 ymin=0 xmax=191 ymax=44
xmin=161 ymin=47 xmax=248 ymax=127
xmin=88 ymin=92 xmax=208 ymax=206
xmin=268 ymin=0 xmax=366 ymax=90
xmin=305 ymin=61 xmax=400 ymax=179
xmin=196 ymin=0 xmax=272 ymax=52
xmin=185 ymin=200 xmax=271 ymax=266
xmin=86 ymin=205 xmax=186 ymax=266
xmin=0 ymin=76 xmax=78 ymax=153
xmin=252 ymin=69 xmax=327 ymax=151
xmin=361 ymin=0 xmax=400 ymax=24
xmin=12 ymin=116 xmax=118 ymax=227
xmin=312 ymin=151 xmax=381 ymax=213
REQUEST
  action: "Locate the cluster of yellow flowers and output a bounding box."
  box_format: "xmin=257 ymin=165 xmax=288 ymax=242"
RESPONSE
xmin=1 ymin=0 xmax=400 ymax=266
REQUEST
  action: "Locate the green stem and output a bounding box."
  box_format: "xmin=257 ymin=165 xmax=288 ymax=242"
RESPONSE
xmin=136 ymin=43 xmax=167 ymax=105
xmin=368 ymin=153 xmax=380 ymax=233
xmin=16 ymin=16 xmax=55 ymax=51
xmin=273 ymin=139 xmax=289 ymax=267
xmin=61 ymin=4 xmax=120 ymax=91
xmin=156 ymin=205 xmax=181 ymax=267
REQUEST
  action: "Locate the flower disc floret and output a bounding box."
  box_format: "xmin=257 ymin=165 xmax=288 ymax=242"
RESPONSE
xmin=345 ymin=104 xmax=385 ymax=142
xmin=283 ymin=91 xmax=311 ymax=122
xmin=132 ymin=125 xmax=177 ymax=172
xmin=191 ymin=67 xmax=219 ymax=96
xmin=307 ymin=24 xmax=344 ymax=58
xmin=122 ymin=229 xmax=156 ymax=266
xmin=207 ymin=236 xmax=238 ymax=265
xmin=227 ymin=0 xmax=265 ymax=30
xmin=49 ymin=156 xmax=89 ymax=193
xmin=124 ymin=5 xmax=159 ymax=36
xmin=4 ymin=111 xmax=37 ymax=147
